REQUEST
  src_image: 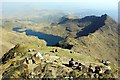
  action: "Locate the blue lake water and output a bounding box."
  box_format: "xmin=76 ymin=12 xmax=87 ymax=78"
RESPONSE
xmin=13 ymin=27 xmax=64 ymax=46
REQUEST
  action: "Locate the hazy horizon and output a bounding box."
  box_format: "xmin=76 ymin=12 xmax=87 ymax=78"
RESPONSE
xmin=1 ymin=1 xmax=119 ymax=21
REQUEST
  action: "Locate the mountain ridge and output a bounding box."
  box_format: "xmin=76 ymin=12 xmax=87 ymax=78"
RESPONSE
xmin=55 ymin=14 xmax=118 ymax=66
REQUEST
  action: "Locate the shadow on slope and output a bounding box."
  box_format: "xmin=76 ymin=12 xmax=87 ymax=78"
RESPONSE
xmin=76 ymin=14 xmax=107 ymax=38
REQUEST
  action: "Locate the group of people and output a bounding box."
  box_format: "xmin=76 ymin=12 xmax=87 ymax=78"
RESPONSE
xmin=88 ymin=64 xmax=112 ymax=78
xmin=69 ymin=58 xmax=86 ymax=71
xmin=68 ymin=58 xmax=112 ymax=78
xmin=88 ymin=65 xmax=103 ymax=77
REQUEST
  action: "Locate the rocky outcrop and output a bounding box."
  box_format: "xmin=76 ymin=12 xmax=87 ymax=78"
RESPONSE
xmin=1 ymin=44 xmax=119 ymax=79
xmin=2 ymin=44 xmax=20 ymax=64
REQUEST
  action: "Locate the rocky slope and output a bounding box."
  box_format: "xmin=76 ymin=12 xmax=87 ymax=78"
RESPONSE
xmin=0 ymin=28 xmax=46 ymax=57
xmin=0 ymin=44 xmax=119 ymax=79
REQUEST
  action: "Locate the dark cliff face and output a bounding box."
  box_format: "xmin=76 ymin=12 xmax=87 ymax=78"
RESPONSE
xmin=58 ymin=14 xmax=117 ymax=38
xmin=76 ymin=14 xmax=107 ymax=37
xmin=57 ymin=14 xmax=108 ymax=37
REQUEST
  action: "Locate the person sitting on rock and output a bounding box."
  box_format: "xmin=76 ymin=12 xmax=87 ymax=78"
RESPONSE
xmin=94 ymin=73 xmax=99 ymax=78
xmin=13 ymin=52 xmax=17 ymax=58
xmin=94 ymin=66 xmax=100 ymax=74
xmin=98 ymin=66 xmax=103 ymax=76
xmin=102 ymin=60 xmax=105 ymax=63
xmin=74 ymin=62 xmax=79 ymax=67
xmin=88 ymin=64 xmax=94 ymax=73
xmin=71 ymin=62 xmax=79 ymax=69
xmin=81 ymin=63 xmax=85 ymax=69
xmin=105 ymin=60 xmax=111 ymax=66
xmin=76 ymin=63 xmax=82 ymax=71
xmin=69 ymin=58 xmax=75 ymax=67
xmin=102 ymin=60 xmax=111 ymax=66
xmin=94 ymin=66 xmax=103 ymax=76
xmin=76 ymin=63 xmax=85 ymax=71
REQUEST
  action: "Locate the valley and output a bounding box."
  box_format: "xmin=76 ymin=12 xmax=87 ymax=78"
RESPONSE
xmin=0 ymin=5 xmax=119 ymax=79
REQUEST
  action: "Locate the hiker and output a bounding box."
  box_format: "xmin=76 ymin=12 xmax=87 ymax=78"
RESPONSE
xmin=94 ymin=66 xmax=100 ymax=74
xmin=25 ymin=57 xmax=29 ymax=64
xmin=74 ymin=62 xmax=79 ymax=67
xmin=13 ymin=52 xmax=17 ymax=58
xmin=104 ymin=65 xmax=111 ymax=74
xmin=104 ymin=69 xmax=111 ymax=74
xmin=76 ymin=63 xmax=85 ymax=71
xmin=50 ymin=48 xmax=58 ymax=53
xmin=94 ymin=66 xmax=103 ymax=76
xmin=31 ymin=57 xmax=36 ymax=64
xmin=69 ymin=58 xmax=75 ymax=67
xmin=76 ymin=63 xmax=82 ymax=71
xmin=94 ymin=73 xmax=99 ymax=78
xmin=55 ymin=49 xmax=58 ymax=52
xmin=71 ymin=62 xmax=78 ymax=69
xmin=70 ymin=51 xmax=73 ymax=53
xmin=81 ymin=63 xmax=85 ymax=70
xmin=105 ymin=60 xmax=111 ymax=66
xmin=98 ymin=66 xmax=103 ymax=76
xmin=32 ymin=49 xmax=36 ymax=52
xmin=28 ymin=49 xmax=32 ymax=52
xmin=102 ymin=60 xmax=110 ymax=66
xmin=102 ymin=60 xmax=104 ymax=63
xmin=29 ymin=58 xmax=33 ymax=64
xmin=88 ymin=64 xmax=94 ymax=73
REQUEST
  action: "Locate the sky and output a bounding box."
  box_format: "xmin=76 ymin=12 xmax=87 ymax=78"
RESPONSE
xmin=1 ymin=0 xmax=119 ymax=10
xmin=0 ymin=0 xmax=119 ymax=21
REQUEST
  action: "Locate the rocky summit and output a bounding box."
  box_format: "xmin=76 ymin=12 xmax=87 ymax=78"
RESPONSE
xmin=0 ymin=42 xmax=119 ymax=79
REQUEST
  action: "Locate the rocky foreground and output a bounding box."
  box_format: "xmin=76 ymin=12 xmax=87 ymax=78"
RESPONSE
xmin=0 ymin=44 xmax=119 ymax=79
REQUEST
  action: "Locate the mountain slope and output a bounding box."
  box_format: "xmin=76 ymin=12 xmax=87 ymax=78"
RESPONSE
xmin=55 ymin=14 xmax=119 ymax=65
xmin=0 ymin=14 xmax=119 ymax=79
xmin=1 ymin=44 xmax=119 ymax=79
xmin=0 ymin=28 xmax=46 ymax=57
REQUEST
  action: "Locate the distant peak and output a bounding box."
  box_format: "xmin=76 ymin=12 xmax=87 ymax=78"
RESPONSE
xmin=102 ymin=14 xmax=107 ymax=17
xmin=101 ymin=14 xmax=108 ymax=19
xmin=58 ymin=15 xmax=79 ymax=24
xmin=63 ymin=15 xmax=79 ymax=19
